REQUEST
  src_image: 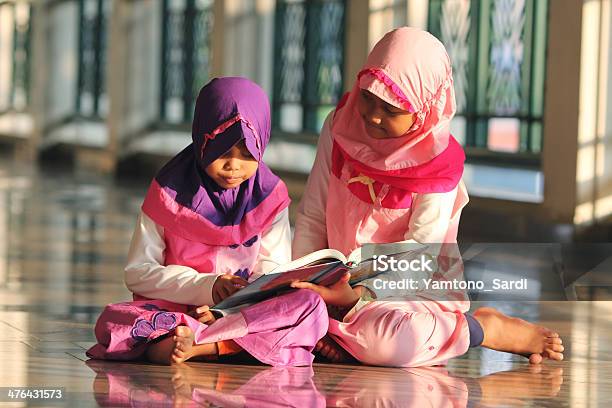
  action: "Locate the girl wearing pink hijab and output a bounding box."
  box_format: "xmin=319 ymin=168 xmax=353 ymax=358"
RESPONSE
xmin=291 ymin=28 xmax=564 ymax=366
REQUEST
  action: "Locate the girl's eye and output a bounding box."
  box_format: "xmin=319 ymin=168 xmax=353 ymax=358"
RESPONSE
xmin=384 ymin=106 xmax=400 ymax=115
xmin=239 ymin=149 xmax=255 ymax=160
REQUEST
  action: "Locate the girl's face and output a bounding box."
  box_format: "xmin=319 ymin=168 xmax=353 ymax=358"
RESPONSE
xmin=205 ymin=139 xmax=259 ymax=189
xmin=357 ymin=89 xmax=416 ymax=139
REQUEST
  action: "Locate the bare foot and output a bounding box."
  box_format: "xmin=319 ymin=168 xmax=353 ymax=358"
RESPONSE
xmin=146 ymin=326 xmax=218 ymax=365
xmin=315 ymin=335 xmax=356 ymax=364
xmin=473 ymin=307 xmax=564 ymax=364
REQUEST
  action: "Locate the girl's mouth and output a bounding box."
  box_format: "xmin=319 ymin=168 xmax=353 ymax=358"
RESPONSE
xmin=222 ymin=176 xmax=242 ymax=184
xmin=362 ymin=118 xmax=384 ymax=131
xmin=364 ymin=122 xmax=387 ymax=138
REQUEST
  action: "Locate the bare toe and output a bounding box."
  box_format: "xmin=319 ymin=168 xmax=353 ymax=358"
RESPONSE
xmin=549 ymin=343 xmax=564 ymax=353
xmin=529 ymin=353 xmax=543 ymax=364
xmin=176 ymin=326 xmax=192 ymax=337
xmin=542 ymin=330 xmax=559 ymax=338
xmin=315 ymin=335 xmax=353 ymax=363
xmin=544 ymin=349 xmax=564 ymax=361
xmin=171 ymin=326 xmax=195 ymax=364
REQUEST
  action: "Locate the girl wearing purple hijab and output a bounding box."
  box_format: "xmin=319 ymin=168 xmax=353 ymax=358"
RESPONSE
xmin=87 ymin=77 xmax=327 ymax=366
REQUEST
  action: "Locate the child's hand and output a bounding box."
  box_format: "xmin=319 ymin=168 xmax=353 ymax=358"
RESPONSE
xmin=353 ymin=284 xmax=376 ymax=299
xmin=290 ymin=272 xmax=360 ymax=308
xmin=212 ymin=274 xmax=248 ymax=304
xmin=188 ymin=305 xmax=217 ymax=324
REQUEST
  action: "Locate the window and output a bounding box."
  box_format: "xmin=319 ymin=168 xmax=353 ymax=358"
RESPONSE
xmin=159 ymin=0 xmax=214 ymax=125
xmin=429 ymin=0 xmax=548 ymax=167
xmin=369 ymin=0 xmax=408 ymax=49
xmin=272 ymin=0 xmax=345 ymax=134
xmin=76 ymin=0 xmax=111 ymax=118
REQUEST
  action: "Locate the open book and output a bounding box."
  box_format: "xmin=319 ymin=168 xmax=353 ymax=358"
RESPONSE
xmin=210 ymin=241 xmax=426 ymax=315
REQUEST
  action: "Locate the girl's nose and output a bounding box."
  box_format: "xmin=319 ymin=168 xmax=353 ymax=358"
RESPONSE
xmin=364 ymin=112 xmax=382 ymax=126
xmin=225 ymin=158 xmax=240 ymax=171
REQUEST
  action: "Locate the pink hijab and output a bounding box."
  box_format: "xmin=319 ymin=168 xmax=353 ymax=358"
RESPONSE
xmin=331 ymin=27 xmax=464 ymax=202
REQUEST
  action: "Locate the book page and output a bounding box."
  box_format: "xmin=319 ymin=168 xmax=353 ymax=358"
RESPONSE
xmin=271 ymin=248 xmax=347 ymax=273
xmin=347 ymin=240 xmax=428 ymax=264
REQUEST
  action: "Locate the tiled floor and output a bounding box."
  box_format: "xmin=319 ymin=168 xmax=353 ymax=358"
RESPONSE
xmin=0 ymin=157 xmax=611 ymax=407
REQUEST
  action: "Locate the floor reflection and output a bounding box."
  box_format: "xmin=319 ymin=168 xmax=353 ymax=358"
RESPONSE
xmin=87 ymin=360 xmax=564 ymax=407
xmin=88 ymin=361 xmax=323 ymax=407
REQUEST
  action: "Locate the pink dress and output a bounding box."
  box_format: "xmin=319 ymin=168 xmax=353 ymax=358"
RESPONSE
xmin=88 ymin=208 xmax=328 ymax=366
xmin=87 ymin=290 xmax=327 ymax=367
xmin=294 ymin=117 xmax=469 ymax=367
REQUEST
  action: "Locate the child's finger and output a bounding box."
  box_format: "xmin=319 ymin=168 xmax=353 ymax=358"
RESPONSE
xmin=221 ymin=284 xmax=234 ymax=298
xmin=198 ymin=312 xmax=214 ymax=324
xmin=226 ymin=285 xmax=240 ymax=297
xmin=291 ymin=281 xmax=324 ymax=294
xmin=214 ymin=286 xmax=227 ymax=302
xmin=230 ymin=276 xmax=248 ymax=286
xmin=196 ymin=306 xmax=210 ymax=314
xmin=333 ymin=272 xmax=351 ymax=285
xmin=227 ymin=281 xmax=242 ymax=296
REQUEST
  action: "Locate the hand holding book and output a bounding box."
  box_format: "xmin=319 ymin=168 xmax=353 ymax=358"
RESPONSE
xmin=290 ymin=272 xmax=361 ymax=308
xmin=211 ymin=241 xmax=426 ymax=315
xmin=212 ymin=274 xmax=248 ymax=304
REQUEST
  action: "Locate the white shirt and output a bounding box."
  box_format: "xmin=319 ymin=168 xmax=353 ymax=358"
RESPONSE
xmin=124 ymin=208 xmax=292 ymax=306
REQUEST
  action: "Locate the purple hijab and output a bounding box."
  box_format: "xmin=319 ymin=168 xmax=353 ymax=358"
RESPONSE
xmin=141 ymin=77 xmax=290 ymax=245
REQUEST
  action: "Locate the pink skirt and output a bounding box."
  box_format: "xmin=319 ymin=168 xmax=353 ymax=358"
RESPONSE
xmin=87 ymin=289 xmax=328 ymax=367
xmin=328 ymin=299 xmax=471 ymax=367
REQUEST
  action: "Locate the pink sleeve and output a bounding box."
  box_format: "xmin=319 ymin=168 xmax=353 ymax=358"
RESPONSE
xmin=292 ymin=112 xmax=334 ymax=259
